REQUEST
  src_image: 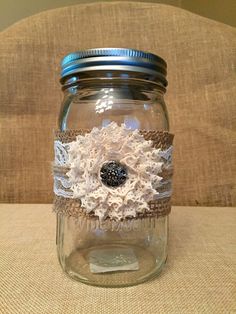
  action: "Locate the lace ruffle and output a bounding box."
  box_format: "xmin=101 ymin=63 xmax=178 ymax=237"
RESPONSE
xmin=53 ymin=123 xmax=174 ymax=221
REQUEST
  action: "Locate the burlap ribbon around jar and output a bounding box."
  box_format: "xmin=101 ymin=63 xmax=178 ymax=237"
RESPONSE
xmin=53 ymin=125 xmax=174 ymax=222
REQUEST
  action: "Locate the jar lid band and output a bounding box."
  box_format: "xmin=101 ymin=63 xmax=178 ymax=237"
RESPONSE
xmin=60 ymin=48 xmax=167 ymax=86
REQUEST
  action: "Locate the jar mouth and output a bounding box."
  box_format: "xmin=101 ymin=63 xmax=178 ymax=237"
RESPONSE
xmin=60 ymin=48 xmax=168 ymax=87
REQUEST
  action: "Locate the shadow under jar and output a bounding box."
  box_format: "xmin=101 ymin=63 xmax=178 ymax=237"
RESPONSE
xmin=54 ymin=48 xmax=173 ymax=287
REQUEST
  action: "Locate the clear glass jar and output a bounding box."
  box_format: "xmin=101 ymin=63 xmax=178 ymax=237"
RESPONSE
xmin=55 ymin=48 xmax=171 ymax=287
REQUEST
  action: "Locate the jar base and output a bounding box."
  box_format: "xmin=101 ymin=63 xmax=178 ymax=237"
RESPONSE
xmin=59 ymin=243 xmax=166 ymax=287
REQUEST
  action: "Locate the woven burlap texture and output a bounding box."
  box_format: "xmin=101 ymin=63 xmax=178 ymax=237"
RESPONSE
xmin=0 ymin=204 xmax=235 ymax=314
xmin=0 ymin=3 xmax=235 ymax=205
xmin=53 ymin=196 xmax=171 ymax=219
xmin=53 ymin=129 xmax=173 ymax=219
xmin=54 ymin=129 xmax=174 ymax=149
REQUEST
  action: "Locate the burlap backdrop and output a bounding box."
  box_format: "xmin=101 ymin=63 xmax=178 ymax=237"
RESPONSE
xmin=0 ymin=2 xmax=235 ymax=205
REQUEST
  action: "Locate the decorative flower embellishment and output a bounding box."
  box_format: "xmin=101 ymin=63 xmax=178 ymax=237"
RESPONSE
xmin=67 ymin=122 xmax=163 ymax=220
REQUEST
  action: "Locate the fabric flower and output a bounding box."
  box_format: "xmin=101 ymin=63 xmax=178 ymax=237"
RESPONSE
xmin=67 ymin=122 xmax=163 ymax=220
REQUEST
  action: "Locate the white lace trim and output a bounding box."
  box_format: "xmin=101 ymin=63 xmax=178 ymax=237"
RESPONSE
xmin=54 ymin=123 xmax=173 ymax=220
xmin=159 ymin=146 xmax=173 ymax=162
xmin=54 ymin=140 xmax=69 ymax=166
xmin=54 ymin=176 xmax=73 ymax=198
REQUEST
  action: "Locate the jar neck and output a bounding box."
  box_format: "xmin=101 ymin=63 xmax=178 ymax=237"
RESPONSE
xmin=58 ymin=70 xmax=169 ymax=132
xmin=61 ymin=70 xmax=166 ymax=95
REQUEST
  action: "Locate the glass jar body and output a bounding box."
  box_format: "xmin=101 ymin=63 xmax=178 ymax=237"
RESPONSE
xmin=56 ymin=73 xmax=169 ymax=287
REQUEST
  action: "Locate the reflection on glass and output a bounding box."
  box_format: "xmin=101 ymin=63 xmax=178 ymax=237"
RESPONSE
xmin=95 ymin=88 xmax=114 ymax=113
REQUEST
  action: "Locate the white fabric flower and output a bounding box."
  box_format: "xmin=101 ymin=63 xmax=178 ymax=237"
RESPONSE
xmin=67 ymin=122 xmax=163 ymax=220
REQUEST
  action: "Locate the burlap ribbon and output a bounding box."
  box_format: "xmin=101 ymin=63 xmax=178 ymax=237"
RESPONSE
xmin=53 ymin=129 xmax=174 ymax=221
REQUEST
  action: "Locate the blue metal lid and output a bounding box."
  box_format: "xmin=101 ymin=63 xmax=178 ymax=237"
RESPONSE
xmin=60 ymin=48 xmax=167 ymax=86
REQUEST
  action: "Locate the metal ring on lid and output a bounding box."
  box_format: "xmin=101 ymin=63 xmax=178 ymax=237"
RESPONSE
xmin=60 ymin=48 xmax=168 ymax=86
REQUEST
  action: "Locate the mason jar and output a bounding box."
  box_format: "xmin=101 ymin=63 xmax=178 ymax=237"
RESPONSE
xmin=53 ymin=48 xmax=174 ymax=287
